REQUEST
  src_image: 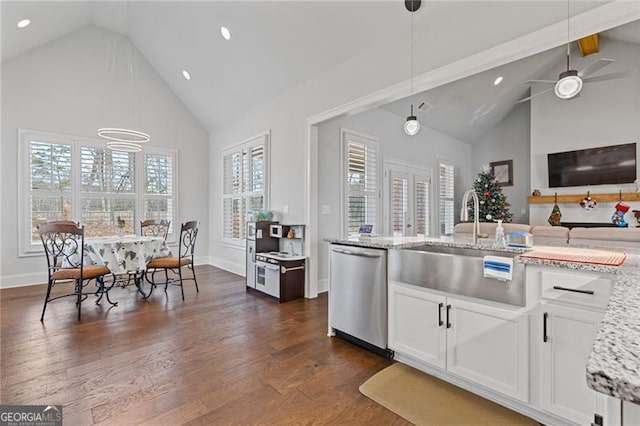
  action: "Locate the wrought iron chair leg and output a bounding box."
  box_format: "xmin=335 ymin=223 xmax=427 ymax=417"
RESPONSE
xmin=77 ymin=279 xmax=82 ymax=321
xmin=179 ymin=267 xmax=185 ymax=300
xmin=164 ymin=269 xmax=169 ymax=293
xmin=40 ymin=280 xmax=53 ymax=321
xmin=191 ymin=261 xmax=199 ymax=293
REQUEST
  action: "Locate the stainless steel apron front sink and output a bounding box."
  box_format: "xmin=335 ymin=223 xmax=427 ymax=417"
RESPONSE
xmin=389 ymin=245 xmax=526 ymax=307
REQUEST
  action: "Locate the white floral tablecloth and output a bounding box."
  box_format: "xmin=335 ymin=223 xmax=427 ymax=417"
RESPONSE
xmin=84 ymin=236 xmax=172 ymax=274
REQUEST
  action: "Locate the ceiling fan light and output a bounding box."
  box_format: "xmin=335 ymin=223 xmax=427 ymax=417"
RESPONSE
xmin=554 ymin=70 xmax=583 ymax=99
xmin=404 ymin=116 xmax=420 ymax=136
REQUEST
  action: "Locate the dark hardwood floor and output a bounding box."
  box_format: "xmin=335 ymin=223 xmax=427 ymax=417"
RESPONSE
xmin=0 ymin=266 xmax=408 ymax=425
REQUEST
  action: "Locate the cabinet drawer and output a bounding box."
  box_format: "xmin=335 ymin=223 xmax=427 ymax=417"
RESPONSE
xmin=540 ymin=270 xmax=612 ymax=309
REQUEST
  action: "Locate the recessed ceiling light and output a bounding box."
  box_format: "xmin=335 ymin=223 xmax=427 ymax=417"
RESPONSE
xmin=494 ymin=76 xmax=503 ymax=86
xmin=17 ymin=19 xmax=31 ymax=29
xmin=182 ymin=70 xmax=191 ymax=81
xmin=220 ymin=26 xmax=231 ymax=41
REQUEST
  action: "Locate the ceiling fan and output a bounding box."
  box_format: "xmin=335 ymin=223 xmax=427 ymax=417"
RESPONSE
xmin=517 ymin=0 xmax=634 ymax=104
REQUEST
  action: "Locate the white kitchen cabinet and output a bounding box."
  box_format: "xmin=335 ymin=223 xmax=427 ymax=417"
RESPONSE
xmin=389 ymin=282 xmax=529 ymax=402
xmin=388 ymin=283 xmax=446 ymax=368
xmin=539 ymin=303 xmax=620 ymax=426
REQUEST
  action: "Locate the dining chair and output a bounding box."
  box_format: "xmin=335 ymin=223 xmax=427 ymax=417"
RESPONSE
xmin=145 ymin=220 xmax=199 ymax=300
xmin=38 ymin=221 xmax=114 ymax=321
xmin=140 ymin=219 xmax=171 ymax=240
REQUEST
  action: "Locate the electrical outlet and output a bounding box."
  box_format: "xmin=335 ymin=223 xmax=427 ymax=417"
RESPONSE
xmin=282 ymin=205 xmax=289 ymax=214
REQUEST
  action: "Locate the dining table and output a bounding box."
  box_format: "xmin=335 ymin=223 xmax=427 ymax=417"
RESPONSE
xmin=84 ymin=235 xmax=172 ymax=298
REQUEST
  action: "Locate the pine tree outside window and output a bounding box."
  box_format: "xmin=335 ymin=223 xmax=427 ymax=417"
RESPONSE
xmin=222 ymin=132 xmax=269 ymax=246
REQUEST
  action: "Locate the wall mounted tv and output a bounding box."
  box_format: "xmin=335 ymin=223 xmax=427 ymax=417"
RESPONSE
xmin=547 ymin=143 xmax=636 ymax=188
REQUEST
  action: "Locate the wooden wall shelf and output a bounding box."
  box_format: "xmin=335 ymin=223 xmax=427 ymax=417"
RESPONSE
xmin=528 ymin=192 xmax=640 ymax=204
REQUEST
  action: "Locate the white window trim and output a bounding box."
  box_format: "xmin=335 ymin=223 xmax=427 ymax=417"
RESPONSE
xmin=18 ymin=128 xmax=178 ymax=256
xmin=340 ymin=127 xmax=380 ymax=237
xmin=221 ymin=130 xmax=270 ymax=248
xmin=437 ymin=156 xmax=456 ymax=236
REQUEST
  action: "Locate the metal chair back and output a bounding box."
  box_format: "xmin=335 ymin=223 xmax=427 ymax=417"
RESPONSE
xmin=179 ymin=221 xmax=199 ymax=260
xmin=38 ymin=221 xmax=85 ymax=275
xmin=140 ymin=219 xmax=171 ymax=240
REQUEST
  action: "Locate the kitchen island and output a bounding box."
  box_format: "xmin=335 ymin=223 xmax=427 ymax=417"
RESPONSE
xmin=326 ymin=235 xmax=640 ymax=425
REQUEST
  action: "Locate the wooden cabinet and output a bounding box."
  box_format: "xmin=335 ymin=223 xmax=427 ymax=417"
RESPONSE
xmin=279 ymin=259 xmax=305 ymax=302
xmin=389 ymin=282 xmax=529 ymax=402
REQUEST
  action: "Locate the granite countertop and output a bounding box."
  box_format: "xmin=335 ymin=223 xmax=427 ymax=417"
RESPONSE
xmin=324 ymin=235 xmax=527 ymax=254
xmin=326 ymin=235 xmax=640 ymax=403
xmin=586 ymin=254 xmax=640 ymax=403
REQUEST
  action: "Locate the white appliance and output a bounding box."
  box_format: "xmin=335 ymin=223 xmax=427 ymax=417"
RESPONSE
xmin=255 ymin=256 xmax=280 ymax=297
xmin=329 ymin=244 xmax=389 ymax=355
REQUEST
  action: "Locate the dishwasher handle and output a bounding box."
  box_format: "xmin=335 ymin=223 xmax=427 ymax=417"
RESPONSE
xmin=331 ymin=247 xmax=382 ymax=258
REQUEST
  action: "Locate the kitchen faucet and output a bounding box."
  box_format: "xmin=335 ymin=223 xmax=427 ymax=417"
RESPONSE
xmin=460 ymin=189 xmax=481 ymax=244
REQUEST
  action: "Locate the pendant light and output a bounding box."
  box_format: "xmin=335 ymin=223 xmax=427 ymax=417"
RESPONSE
xmin=404 ymin=0 xmax=421 ymax=136
xmin=554 ymin=0 xmax=583 ymax=100
xmin=98 ymin=1 xmax=150 ymax=152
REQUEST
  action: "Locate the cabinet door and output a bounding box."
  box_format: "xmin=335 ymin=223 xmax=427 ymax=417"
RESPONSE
xmin=540 ymin=304 xmax=620 ymax=425
xmin=446 ymin=298 xmax=529 ymax=402
xmin=388 ymin=283 xmax=446 ymax=368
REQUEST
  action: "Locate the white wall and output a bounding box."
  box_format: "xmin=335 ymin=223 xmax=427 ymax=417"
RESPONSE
xmin=316 ymin=107 xmax=472 ymax=282
xmin=0 ymin=26 xmax=209 ymax=287
xmin=472 ymin=103 xmax=531 ymax=224
xmin=530 ymin=38 xmax=640 ymax=225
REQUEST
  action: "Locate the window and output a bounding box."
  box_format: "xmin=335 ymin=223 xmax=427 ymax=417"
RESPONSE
xmin=439 ymin=160 xmax=455 ymax=236
xmin=415 ymin=176 xmax=431 ymax=236
xmin=385 ymin=163 xmax=431 ymax=237
xmin=222 ymin=132 xmax=269 ymax=246
xmin=342 ymin=129 xmax=378 ymax=236
xmin=19 ymin=129 xmax=177 ymax=255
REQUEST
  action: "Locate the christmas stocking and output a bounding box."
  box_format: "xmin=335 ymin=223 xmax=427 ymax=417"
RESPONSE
xmin=611 ymin=202 xmax=630 ymax=227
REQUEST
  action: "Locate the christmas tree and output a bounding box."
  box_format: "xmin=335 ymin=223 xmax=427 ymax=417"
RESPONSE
xmin=469 ymin=165 xmax=513 ymax=223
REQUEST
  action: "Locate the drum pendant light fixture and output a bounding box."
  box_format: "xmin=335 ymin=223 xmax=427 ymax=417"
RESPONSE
xmin=404 ymin=0 xmax=421 ymax=136
xmin=555 ymin=0 xmax=582 ymax=100
xmin=98 ymin=1 xmax=150 ymax=152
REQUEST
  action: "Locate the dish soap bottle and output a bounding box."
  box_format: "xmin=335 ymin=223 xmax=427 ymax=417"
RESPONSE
xmin=494 ymin=220 xmax=506 ymax=249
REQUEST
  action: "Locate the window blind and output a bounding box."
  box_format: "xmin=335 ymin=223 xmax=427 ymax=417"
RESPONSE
xmin=439 ymin=162 xmax=455 ymax=235
xmin=222 ymin=134 xmax=268 ymax=244
xmin=144 ymin=153 xmax=174 ymax=231
xmin=344 ymin=135 xmax=378 ymax=236
xmin=415 ymin=178 xmax=430 ymax=236
xmin=391 ymin=176 xmax=408 ymax=233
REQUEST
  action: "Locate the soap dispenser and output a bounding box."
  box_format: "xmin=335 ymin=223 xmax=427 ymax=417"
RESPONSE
xmin=494 ymin=220 xmax=506 ymax=249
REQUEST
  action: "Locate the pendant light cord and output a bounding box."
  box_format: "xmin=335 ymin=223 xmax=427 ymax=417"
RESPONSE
xmin=410 ymin=3 xmax=414 ymax=97
xmin=566 ymin=0 xmax=570 ymax=70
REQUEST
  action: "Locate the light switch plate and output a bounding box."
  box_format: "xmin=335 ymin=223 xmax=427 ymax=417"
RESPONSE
xmin=282 ymin=205 xmax=289 ymax=214
xmin=321 ymin=205 xmax=332 ymax=215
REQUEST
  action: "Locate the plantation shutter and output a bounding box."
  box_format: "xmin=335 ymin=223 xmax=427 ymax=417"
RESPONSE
xmin=391 ymin=176 xmax=408 ymax=233
xmin=439 ymin=162 xmax=455 ymax=235
xmin=222 ymin=134 xmax=268 ymax=244
xmin=344 ymin=131 xmax=378 ymax=236
xmin=415 ymin=177 xmax=430 ymax=236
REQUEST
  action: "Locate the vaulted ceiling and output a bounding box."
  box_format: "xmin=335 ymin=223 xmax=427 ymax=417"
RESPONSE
xmin=1 ymin=1 xmax=621 ymax=133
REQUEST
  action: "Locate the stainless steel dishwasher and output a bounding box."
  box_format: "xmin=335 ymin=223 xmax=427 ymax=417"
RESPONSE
xmin=329 ymin=244 xmax=390 ymax=357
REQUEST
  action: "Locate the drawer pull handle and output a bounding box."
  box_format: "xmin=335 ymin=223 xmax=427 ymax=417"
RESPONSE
xmin=543 ymin=312 xmax=548 ymax=343
xmin=281 ymin=265 xmax=305 ymax=273
xmin=438 ymin=302 xmax=443 ymax=327
xmin=553 ymin=285 xmax=595 ymax=295
xmin=446 ymin=304 xmax=452 ymax=329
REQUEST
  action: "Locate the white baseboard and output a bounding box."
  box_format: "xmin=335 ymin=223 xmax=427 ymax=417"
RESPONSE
xmin=0 ymin=271 xmax=47 ymax=289
xmin=209 ymin=256 xmax=244 ymax=276
xmin=317 ymin=278 xmax=328 ymax=294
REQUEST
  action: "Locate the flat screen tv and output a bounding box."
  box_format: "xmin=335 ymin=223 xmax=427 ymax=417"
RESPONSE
xmin=547 ymin=142 xmax=637 ymax=188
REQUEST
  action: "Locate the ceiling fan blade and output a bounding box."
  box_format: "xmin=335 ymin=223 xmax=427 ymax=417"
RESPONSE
xmin=524 ymin=79 xmax=556 ymax=84
xmin=578 ymin=58 xmax=615 ymax=78
xmin=583 ymin=69 xmax=638 ymax=83
xmin=516 ymin=87 xmax=553 ymax=103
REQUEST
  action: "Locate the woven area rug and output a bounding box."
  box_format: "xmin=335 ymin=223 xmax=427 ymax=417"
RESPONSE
xmin=359 ymin=363 xmax=538 ymax=426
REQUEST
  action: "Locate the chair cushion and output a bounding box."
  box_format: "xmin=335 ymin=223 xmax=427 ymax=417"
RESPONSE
xmin=146 ymin=256 xmax=191 ymax=269
xmin=51 ymin=265 xmax=110 ymax=280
